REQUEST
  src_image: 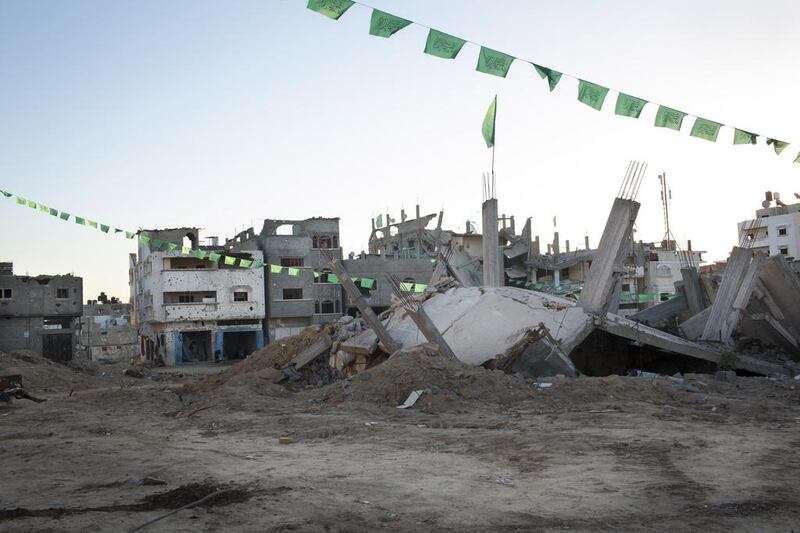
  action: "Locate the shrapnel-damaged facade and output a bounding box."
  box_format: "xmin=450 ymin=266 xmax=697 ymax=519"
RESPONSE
xmin=0 ymin=262 xmax=83 ymax=361
xmin=130 ymin=228 xmax=265 ymax=366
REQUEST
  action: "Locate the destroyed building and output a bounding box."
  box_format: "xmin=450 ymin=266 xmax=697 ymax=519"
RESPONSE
xmin=738 ymin=191 xmax=799 ymax=259
xmin=0 ymin=262 xmax=83 ymax=361
xmin=77 ymin=300 xmax=138 ymax=362
xmin=226 ymin=218 xmax=344 ymax=340
xmin=130 ymin=228 xmax=265 ymax=366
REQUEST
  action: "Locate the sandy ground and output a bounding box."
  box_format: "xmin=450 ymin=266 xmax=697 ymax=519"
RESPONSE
xmin=2 ymin=350 xmax=800 ymax=532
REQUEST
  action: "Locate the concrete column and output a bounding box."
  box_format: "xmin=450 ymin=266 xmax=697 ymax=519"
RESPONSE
xmin=680 ymin=267 xmax=705 ymax=316
xmin=701 ymin=247 xmax=751 ymax=342
xmin=481 ymin=198 xmax=503 ymax=287
xmin=553 ymin=232 xmax=560 ymax=256
xmin=553 ymin=269 xmax=561 ymax=288
xmin=566 ymin=240 xmax=571 ymax=253
xmin=578 ymin=198 xmax=641 ymax=316
xmin=585 ymin=235 xmax=590 ymax=250
xmin=533 ymin=236 xmax=540 ymax=255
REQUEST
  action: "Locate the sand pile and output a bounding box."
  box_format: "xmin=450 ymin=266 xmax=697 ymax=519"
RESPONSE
xmin=0 ymin=350 xmax=106 ymax=393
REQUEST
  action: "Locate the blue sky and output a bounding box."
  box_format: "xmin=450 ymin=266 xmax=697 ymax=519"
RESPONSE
xmin=1 ymin=0 xmax=799 ymax=299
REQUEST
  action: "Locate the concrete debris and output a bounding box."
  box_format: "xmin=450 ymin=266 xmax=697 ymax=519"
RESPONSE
xmin=396 ymin=389 xmax=424 ymax=409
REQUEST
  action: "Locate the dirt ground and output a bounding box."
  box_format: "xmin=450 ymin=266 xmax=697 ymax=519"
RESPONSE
xmin=2 ymin=347 xmax=800 ymax=532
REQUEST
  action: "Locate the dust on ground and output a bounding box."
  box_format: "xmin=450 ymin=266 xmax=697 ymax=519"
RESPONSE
xmin=2 ymin=342 xmax=800 ymax=532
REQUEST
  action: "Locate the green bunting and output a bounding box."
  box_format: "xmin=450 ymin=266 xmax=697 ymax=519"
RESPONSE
xmin=15 ymin=196 xmax=25 ymax=205
xmin=88 ymin=220 xmax=98 ymax=229
xmin=375 ymin=214 xmax=383 ymax=227
xmin=192 ymin=249 xmax=207 ymax=260
xmin=49 ymin=208 xmax=58 ymax=217
xmin=794 ymin=152 xmax=800 ymax=164
xmin=27 ymin=199 xmax=37 ymax=209
xmin=766 ymin=138 xmax=788 ymax=155
xmin=208 ymin=252 xmax=222 ymax=262
xmin=224 ymin=256 xmax=237 ymax=266
xmin=38 ymin=204 xmax=49 ymax=213
xmin=577 ymin=80 xmax=609 ymax=111
xmin=615 ymin=93 xmax=647 ymax=118
xmin=253 ymin=260 xmax=265 ymax=269
xmin=476 ymin=47 xmax=514 ymax=78
xmin=181 ymin=245 xmax=192 ymax=254
xmin=287 ymin=267 xmax=301 ymax=276
xmin=328 ymin=273 xmax=340 ymax=283
xmin=532 ymin=64 xmax=561 ymax=92
xmin=399 ymin=282 xmax=414 ymax=292
xmin=166 ymin=243 xmax=178 ymax=252
xmin=0 ymin=190 xmax=11 ymax=197
xmin=306 ymin=0 xmax=353 ymax=20
xmin=75 ymin=217 xmax=86 ymax=225
xmin=125 ymin=231 xmax=136 ymax=239
xmin=733 ymin=129 xmax=757 ymax=145
xmin=369 ymin=9 xmax=411 ymax=38
xmin=481 ymin=95 xmax=497 ymax=148
xmin=360 ymin=277 xmax=375 ymax=289
xmin=414 ymin=283 xmax=427 ymax=293
xmin=654 ymin=106 xmax=687 ymax=130
xmin=100 ymin=224 xmax=110 ymax=233
xmin=690 ymin=118 xmax=722 ymax=142
xmin=239 ymin=259 xmax=253 ymax=268
xmin=270 ymin=264 xmax=282 ymax=274
xmin=424 ymin=29 xmax=465 ymax=59
xmin=59 ymin=212 xmax=70 ymax=221
xmin=152 ymin=239 xmax=164 ymax=249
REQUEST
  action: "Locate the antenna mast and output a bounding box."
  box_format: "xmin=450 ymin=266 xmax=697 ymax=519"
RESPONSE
xmin=659 ymin=172 xmax=673 ymax=251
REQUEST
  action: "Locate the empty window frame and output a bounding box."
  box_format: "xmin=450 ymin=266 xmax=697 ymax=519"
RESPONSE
xmin=282 ymin=288 xmax=303 ymax=300
xmin=233 ymin=291 xmax=248 ymax=302
xmin=778 ymin=226 xmax=788 ymax=236
xmin=779 ymin=246 xmax=789 ymax=255
xmin=0 ymin=288 xmax=11 ymax=299
xmin=280 ymin=257 xmax=304 ymax=267
xmin=56 ymin=288 xmax=69 ymax=299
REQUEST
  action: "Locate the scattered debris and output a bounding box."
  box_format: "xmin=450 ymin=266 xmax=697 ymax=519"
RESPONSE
xmin=397 ymin=390 xmax=424 ymax=409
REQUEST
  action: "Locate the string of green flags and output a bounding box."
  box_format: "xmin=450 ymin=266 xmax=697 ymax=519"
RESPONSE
xmin=1 ymin=187 xmax=429 ymax=289
xmin=305 ymin=0 xmax=799 ymax=165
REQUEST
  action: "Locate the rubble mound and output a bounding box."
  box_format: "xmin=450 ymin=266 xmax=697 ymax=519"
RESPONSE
xmin=0 ymin=350 xmax=106 ymax=393
xmin=182 ymin=325 xmax=336 ymax=396
xmin=307 ymin=343 xmax=538 ymax=411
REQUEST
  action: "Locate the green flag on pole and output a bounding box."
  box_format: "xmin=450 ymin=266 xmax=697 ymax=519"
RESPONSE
xmin=306 ymin=0 xmax=353 ymax=20
xmin=690 ymin=118 xmax=722 ymax=142
xmin=369 ymin=9 xmax=411 ymax=38
xmin=476 ymin=47 xmax=514 ymax=78
xmin=654 ymin=106 xmax=687 ymax=130
xmin=424 ymin=29 xmax=466 ymax=59
xmin=733 ymin=129 xmax=757 ymax=145
xmin=482 ymin=95 xmax=497 ymax=148
xmin=224 ymin=256 xmax=237 ymax=266
xmin=532 ymin=64 xmax=562 ymax=92
xmin=766 ymin=138 xmax=788 ymax=155
xmin=75 ymin=217 xmax=86 ymax=225
xmin=208 ymin=252 xmax=222 ymax=262
xmin=577 ymin=80 xmax=609 ymax=111
xmin=615 ymin=93 xmax=647 ymax=118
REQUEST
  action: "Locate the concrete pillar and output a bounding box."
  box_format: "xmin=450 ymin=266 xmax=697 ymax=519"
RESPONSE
xmin=700 ymin=247 xmax=751 ymax=342
xmin=566 ymin=240 xmax=571 ymax=253
xmin=533 ymin=236 xmax=540 ymax=255
xmin=585 ymin=235 xmax=590 ymax=250
xmin=481 ymin=198 xmax=503 ymax=287
xmin=680 ymin=267 xmax=705 ymax=316
xmin=553 ymin=269 xmax=561 ymax=288
xmin=578 ymin=198 xmax=641 ymax=316
xmin=553 ymin=232 xmax=560 ymax=255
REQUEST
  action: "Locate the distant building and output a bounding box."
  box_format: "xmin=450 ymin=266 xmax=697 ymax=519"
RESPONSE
xmin=342 ymin=254 xmax=435 ymax=314
xmin=78 ymin=301 xmax=138 ymax=362
xmin=0 ymin=262 xmax=83 ymax=361
xmin=226 ymin=218 xmax=343 ymax=341
xmin=130 ymin=228 xmax=265 ymax=366
xmin=738 ymin=194 xmax=800 ymax=259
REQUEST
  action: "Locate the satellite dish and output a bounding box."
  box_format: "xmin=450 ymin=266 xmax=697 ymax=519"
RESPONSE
xmin=761 ymin=200 xmax=771 ymax=208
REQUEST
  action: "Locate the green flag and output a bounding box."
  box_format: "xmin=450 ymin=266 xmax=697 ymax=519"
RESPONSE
xmin=59 ymin=211 xmax=70 ymax=221
xmin=733 ymin=129 xmax=757 ymax=145
xmin=125 ymin=231 xmax=135 ymax=239
xmin=253 ymin=260 xmax=265 ymax=269
xmin=306 ymin=0 xmax=353 ymax=20
xmin=690 ymin=118 xmax=722 ymax=142
xmin=49 ymin=208 xmax=58 ymax=216
xmin=38 ymin=204 xmax=49 ymax=213
xmin=152 ymin=239 xmax=164 ymax=249
xmin=424 ymin=29 xmax=466 ymax=59
xmin=224 ymin=256 xmax=237 ymax=266
xmin=0 ymin=190 xmax=11 ymax=197
xmin=75 ymin=217 xmax=86 ymax=225
xmin=139 ymin=234 xmax=150 ymax=244
xmin=88 ymin=220 xmax=98 ymax=229
xmin=476 ymin=47 xmax=514 ymax=78
xmin=208 ymin=252 xmax=222 ymax=262
xmin=114 ymin=228 xmax=123 ymax=233
xmin=369 ymin=9 xmax=411 ymax=38
xmin=167 ymin=243 xmax=178 ymax=251
xmin=192 ymin=249 xmax=207 ymax=260
xmin=615 ymin=93 xmax=647 ymax=118
xmin=577 ymin=80 xmax=609 ymax=111
xmin=15 ymin=196 xmax=25 ymax=205
xmin=361 ymin=277 xmax=375 ymax=289
xmin=766 ymin=138 xmax=788 ymax=155
xmin=414 ymin=283 xmax=427 ymax=293
xmin=399 ymin=282 xmax=413 ymax=292
xmin=181 ymin=245 xmax=192 ymax=254
xmin=375 ymin=214 xmax=383 ymax=227
xmin=100 ymin=224 xmax=110 ymax=233
xmin=532 ymin=64 xmax=562 ymax=92
xmin=482 ymin=95 xmax=497 ymax=148
xmin=328 ymin=273 xmax=340 ymax=283
xmin=239 ymin=258 xmax=253 ymax=268
xmin=654 ymin=106 xmax=686 ymax=130
xmin=27 ymin=199 xmax=37 ymax=209
xmin=287 ymin=267 xmax=301 ymax=276
xmin=270 ymin=264 xmax=282 ymax=274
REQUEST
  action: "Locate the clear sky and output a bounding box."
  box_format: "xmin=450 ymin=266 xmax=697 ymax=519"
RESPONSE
xmin=1 ymin=0 xmax=798 ymax=300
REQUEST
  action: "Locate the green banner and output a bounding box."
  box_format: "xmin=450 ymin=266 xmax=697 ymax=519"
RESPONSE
xmin=270 ymin=264 xmax=282 ymax=274
xmin=307 ymin=0 xmax=353 ymax=20
xmin=766 ymin=138 xmax=788 ymax=155
xmin=75 ymin=217 xmax=86 ymax=225
xmin=615 ymin=93 xmax=647 ymax=118
xmin=733 ymin=129 xmax=757 ymax=145
xmin=369 ymin=9 xmax=411 ymax=38
xmin=224 ymin=256 xmax=236 ymax=266
xmin=424 ymin=29 xmax=465 ymax=59
xmin=577 ymin=80 xmax=609 ymax=111
xmin=360 ymin=277 xmax=375 ymax=289
xmin=654 ymin=106 xmax=687 ymax=130
xmin=208 ymin=252 xmax=221 ymax=262
xmin=481 ymin=95 xmax=497 ymax=148
xmin=532 ymin=64 xmax=561 ymax=92
xmin=239 ymin=258 xmax=253 ymax=268
xmin=476 ymin=47 xmax=514 ymax=78
xmin=690 ymin=118 xmax=722 ymax=142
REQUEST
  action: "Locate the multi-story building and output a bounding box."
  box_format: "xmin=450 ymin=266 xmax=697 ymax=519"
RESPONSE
xmin=226 ymin=218 xmax=343 ymax=341
xmin=78 ymin=300 xmax=138 ymax=362
xmin=130 ymin=228 xmax=265 ymax=366
xmin=0 ymin=262 xmax=83 ymax=361
xmin=738 ymin=193 xmax=800 ymax=259
xmin=342 ymin=253 xmax=435 ymax=314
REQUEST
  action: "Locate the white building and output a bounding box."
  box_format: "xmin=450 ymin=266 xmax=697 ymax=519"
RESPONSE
xmin=130 ymin=227 xmax=266 ymax=366
xmin=737 ymin=194 xmax=800 ymax=259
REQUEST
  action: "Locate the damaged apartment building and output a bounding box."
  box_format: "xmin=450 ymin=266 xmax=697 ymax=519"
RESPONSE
xmin=130 ymin=228 xmax=265 ymax=366
xmin=0 ymin=262 xmax=83 ymax=361
xmin=77 ymin=294 xmax=138 ymax=363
